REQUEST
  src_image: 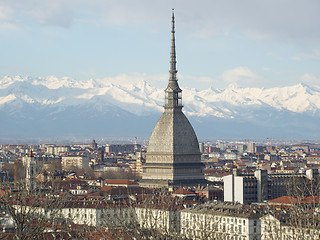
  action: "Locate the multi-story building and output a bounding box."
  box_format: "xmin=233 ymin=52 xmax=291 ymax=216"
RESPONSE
xmin=224 ymin=169 xmax=311 ymax=204
xmin=180 ymin=203 xmax=261 ymax=240
xmin=61 ymin=156 xmax=90 ymax=170
xmin=46 ymin=145 xmax=71 ymax=155
xmin=237 ymin=144 xmax=247 ymax=154
xmin=105 ymin=144 xmax=140 ymax=154
xmin=247 ymin=143 xmax=256 ymax=153
xmin=13 ymin=199 xmax=262 ymax=239
xmin=224 ymin=170 xmax=258 ymax=204
xmin=261 ymin=213 xmax=320 ymax=240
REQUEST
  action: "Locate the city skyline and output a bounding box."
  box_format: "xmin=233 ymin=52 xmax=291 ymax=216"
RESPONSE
xmin=1 ymin=1 xmax=320 ymax=90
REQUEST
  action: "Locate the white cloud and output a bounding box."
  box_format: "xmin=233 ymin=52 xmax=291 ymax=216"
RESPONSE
xmin=95 ymin=73 xmax=219 ymax=90
xmin=292 ymin=56 xmax=301 ymax=61
xmin=266 ymin=52 xmax=283 ymax=60
xmin=0 ymin=2 xmax=12 ymax=21
xmin=96 ymin=73 xmax=167 ymax=88
xmin=300 ymin=73 xmax=320 ymax=85
xmin=97 ymin=73 xmax=147 ymax=85
xmin=222 ymin=67 xmax=261 ymax=83
xmin=89 ymin=0 xmax=320 ymax=42
xmin=304 ymin=49 xmax=320 ymax=59
xmin=180 ymin=74 xmax=216 ymax=83
xmin=25 ymin=0 xmax=72 ymax=27
xmin=1 ymin=0 xmax=320 ymax=42
xmin=0 ymin=2 xmax=19 ymax=30
xmin=0 ymin=0 xmax=72 ymax=29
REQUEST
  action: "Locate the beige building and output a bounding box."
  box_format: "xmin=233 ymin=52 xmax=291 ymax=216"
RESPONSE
xmin=61 ymin=155 xmax=90 ymax=170
xmin=47 ymin=145 xmax=71 ymax=155
xmin=247 ymin=143 xmax=256 ymax=153
xmin=261 ymin=214 xmax=320 ymax=240
xmin=181 ymin=204 xmax=261 ymax=240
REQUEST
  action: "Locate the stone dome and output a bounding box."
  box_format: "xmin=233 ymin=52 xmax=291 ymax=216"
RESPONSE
xmin=147 ymin=109 xmax=200 ymax=155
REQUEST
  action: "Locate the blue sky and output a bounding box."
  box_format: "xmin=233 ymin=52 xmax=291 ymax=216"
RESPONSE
xmin=1 ymin=0 xmax=320 ymax=90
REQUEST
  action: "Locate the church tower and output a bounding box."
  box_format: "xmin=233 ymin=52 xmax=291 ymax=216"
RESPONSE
xmin=26 ymin=150 xmax=37 ymax=192
xmin=140 ymin=11 xmax=205 ymax=189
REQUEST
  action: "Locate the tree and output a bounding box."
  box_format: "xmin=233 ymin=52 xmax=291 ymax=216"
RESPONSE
xmin=261 ymin=173 xmax=320 ymax=240
xmin=0 ymin=180 xmax=76 ymax=240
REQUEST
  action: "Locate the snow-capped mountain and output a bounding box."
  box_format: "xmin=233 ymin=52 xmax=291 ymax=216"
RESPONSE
xmin=1 ymin=75 xmax=320 ymax=140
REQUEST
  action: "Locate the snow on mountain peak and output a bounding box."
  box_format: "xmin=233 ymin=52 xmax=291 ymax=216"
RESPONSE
xmin=2 ymin=75 xmax=320 ymax=118
xmin=0 ymin=76 xmax=25 ymax=89
xmin=0 ymin=94 xmax=16 ymax=104
xmin=32 ymin=76 xmax=96 ymax=89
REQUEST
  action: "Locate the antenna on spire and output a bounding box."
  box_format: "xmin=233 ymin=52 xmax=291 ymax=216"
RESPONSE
xmin=169 ymin=8 xmax=177 ymax=82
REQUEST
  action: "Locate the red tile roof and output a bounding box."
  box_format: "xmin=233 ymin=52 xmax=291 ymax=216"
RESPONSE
xmin=105 ymin=179 xmax=138 ymax=185
xmin=173 ymin=188 xmax=195 ymax=195
xmin=269 ymin=196 xmax=320 ymax=205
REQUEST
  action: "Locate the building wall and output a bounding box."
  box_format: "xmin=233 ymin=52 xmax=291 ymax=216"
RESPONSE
xmin=261 ymin=214 xmax=320 ymax=240
xmin=224 ymin=174 xmax=234 ymax=202
xmin=180 ymin=211 xmax=260 ymax=240
xmin=234 ymin=176 xmax=244 ymax=204
xmin=135 ymin=208 xmax=179 ymax=234
xmin=224 ymin=174 xmax=257 ymax=204
xmin=224 ymin=171 xmax=307 ymax=204
xmin=247 ymin=143 xmax=256 ymax=153
xmin=61 ymin=156 xmax=90 ymax=170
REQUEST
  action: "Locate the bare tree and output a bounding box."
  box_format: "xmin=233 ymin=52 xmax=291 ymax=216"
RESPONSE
xmin=0 ymin=180 xmax=76 ymax=240
xmin=261 ymin=174 xmax=320 ymax=240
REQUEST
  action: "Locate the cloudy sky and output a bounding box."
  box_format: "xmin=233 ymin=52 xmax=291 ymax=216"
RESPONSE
xmin=1 ymin=0 xmax=320 ymax=90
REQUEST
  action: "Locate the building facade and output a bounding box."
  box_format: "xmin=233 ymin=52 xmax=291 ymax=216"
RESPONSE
xmin=224 ymin=169 xmax=310 ymax=204
xmin=61 ymin=156 xmax=90 ymax=170
xmin=181 ymin=205 xmax=261 ymax=240
xmin=224 ymin=171 xmax=258 ymax=204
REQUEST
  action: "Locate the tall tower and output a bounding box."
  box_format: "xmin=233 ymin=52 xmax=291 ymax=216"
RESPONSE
xmin=26 ymin=150 xmax=37 ymax=192
xmin=140 ymin=10 xmax=205 ymax=189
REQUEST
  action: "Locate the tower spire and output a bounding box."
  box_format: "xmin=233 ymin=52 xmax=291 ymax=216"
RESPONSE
xmin=165 ymin=9 xmax=182 ymax=109
xmin=170 ymin=8 xmax=177 ymax=82
xmin=141 ymin=9 xmax=205 ymax=189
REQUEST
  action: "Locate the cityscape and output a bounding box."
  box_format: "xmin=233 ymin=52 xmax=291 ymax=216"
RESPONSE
xmin=1 ymin=138 xmax=320 ymax=239
xmin=1 ymin=1 xmax=320 ymax=240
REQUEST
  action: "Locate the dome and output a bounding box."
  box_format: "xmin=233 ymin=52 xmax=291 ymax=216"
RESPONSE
xmin=147 ymin=109 xmax=200 ymax=155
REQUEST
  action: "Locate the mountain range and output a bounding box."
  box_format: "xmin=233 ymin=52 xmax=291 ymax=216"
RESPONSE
xmin=1 ymin=75 xmax=320 ymax=141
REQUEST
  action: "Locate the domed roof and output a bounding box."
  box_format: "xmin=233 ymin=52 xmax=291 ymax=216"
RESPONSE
xmin=147 ymin=109 xmax=200 ymax=155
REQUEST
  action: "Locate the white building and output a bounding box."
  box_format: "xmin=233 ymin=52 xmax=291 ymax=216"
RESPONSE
xmin=247 ymin=143 xmax=256 ymax=153
xmin=261 ymin=213 xmax=320 ymax=240
xmin=61 ymin=156 xmax=90 ymax=170
xmin=224 ymin=169 xmax=308 ymax=204
xmin=224 ymin=172 xmax=258 ymax=204
xmin=135 ymin=207 xmax=180 ymax=235
xmin=180 ymin=203 xmax=261 ymax=240
xmin=47 ymin=145 xmax=71 ymax=155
